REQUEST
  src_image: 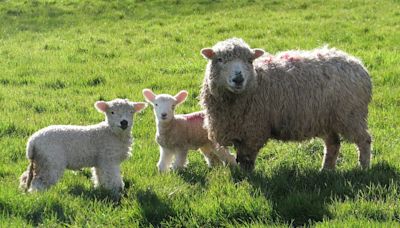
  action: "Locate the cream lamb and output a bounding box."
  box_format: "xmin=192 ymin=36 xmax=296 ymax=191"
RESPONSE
xmin=200 ymin=38 xmax=372 ymax=171
xmin=19 ymin=99 xmax=147 ymax=193
xmin=143 ymin=89 xmax=237 ymax=172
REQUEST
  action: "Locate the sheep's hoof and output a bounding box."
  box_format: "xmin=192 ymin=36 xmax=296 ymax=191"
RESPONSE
xmin=319 ymin=166 xmax=336 ymax=172
xmin=236 ymin=157 xmax=255 ymax=171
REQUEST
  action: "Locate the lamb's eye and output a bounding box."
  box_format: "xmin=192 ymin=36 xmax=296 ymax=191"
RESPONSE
xmin=155 ymin=103 xmax=158 ymax=107
xmin=248 ymin=59 xmax=253 ymax=64
xmin=111 ymin=111 xmax=115 ymax=114
xmin=217 ymin=58 xmax=223 ymax=63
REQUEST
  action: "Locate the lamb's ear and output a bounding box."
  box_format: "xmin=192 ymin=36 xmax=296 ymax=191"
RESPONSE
xmin=174 ymin=90 xmax=188 ymax=105
xmin=253 ymin=48 xmax=265 ymax=59
xmin=133 ymin=102 xmax=147 ymax=113
xmin=142 ymin=89 xmax=156 ymax=103
xmin=201 ymin=48 xmax=215 ymax=59
xmin=95 ymin=101 xmax=109 ymax=113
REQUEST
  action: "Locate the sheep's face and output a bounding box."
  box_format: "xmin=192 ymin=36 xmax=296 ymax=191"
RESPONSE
xmin=201 ymin=38 xmax=264 ymax=94
xmin=143 ymin=89 xmax=188 ymax=124
xmin=95 ymin=99 xmax=147 ymax=134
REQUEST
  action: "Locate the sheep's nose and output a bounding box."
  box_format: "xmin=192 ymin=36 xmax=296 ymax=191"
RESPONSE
xmin=161 ymin=113 xmax=167 ymax=118
xmin=120 ymin=120 xmax=128 ymax=129
xmin=235 ymin=70 xmax=242 ymax=77
xmin=232 ymin=74 xmax=244 ymax=85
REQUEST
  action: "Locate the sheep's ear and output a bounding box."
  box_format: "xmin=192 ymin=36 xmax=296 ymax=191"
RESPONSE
xmin=253 ymin=48 xmax=265 ymax=59
xmin=95 ymin=101 xmax=109 ymax=113
xmin=201 ymin=48 xmax=215 ymax=59
xmin=133 ymin=102 xmax=147 ymax=113
xmin=175 ymin=90 xmax=188 ymax=105
xmin=142 ymin=89 xmax=156 ymax=103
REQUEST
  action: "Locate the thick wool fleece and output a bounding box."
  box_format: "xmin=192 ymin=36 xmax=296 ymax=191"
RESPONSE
xmin=200 ymin=38 xmax=372 ymax=170
xmin=19 ymin=99 xmax=143 ymax=193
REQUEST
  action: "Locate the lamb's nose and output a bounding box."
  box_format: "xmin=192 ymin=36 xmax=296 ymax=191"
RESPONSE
xmin=161 ymin=113 xmax=167 ymax=118
xmin=120 ymin=120 xmax=128 ymax=129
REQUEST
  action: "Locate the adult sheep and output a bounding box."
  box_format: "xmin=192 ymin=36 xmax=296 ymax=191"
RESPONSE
xmin=200 ymin=38 xmax=372 ymax=171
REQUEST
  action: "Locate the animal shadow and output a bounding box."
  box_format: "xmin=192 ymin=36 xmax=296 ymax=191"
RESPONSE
xmin=175 ymin=166 xmax=209 ymax=187
xmin=231 ymin=161 xmax=400 ymax=226
xmin=135 ymin=188 xmax=176 ymax=226
xmin=1 ymin=198 xmax=72 ymax=226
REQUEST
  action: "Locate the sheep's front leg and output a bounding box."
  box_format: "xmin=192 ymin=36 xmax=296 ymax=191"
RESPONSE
xmin=92 ymin=165 xmax=124 ymax=192
xmin=172 ymin=149 xmax=189 ymax=170
xmin=158 ymin=147 xmax=174 ymax=172
xmin=234 ymin=140 xmax=259 ymax=171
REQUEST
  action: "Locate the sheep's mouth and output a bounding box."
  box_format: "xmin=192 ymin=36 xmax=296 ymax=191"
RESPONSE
xmin=228 ymin=85 xmax=245 ymax=94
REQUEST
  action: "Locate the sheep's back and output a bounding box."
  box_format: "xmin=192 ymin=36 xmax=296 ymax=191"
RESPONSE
xmin=253 ymin=50 xmax=371 ymax=140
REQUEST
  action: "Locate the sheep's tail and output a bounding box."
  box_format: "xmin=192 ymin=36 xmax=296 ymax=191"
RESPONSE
xmin=25 ymin=161 xmax=34 ymax=191
xmin=25 ymin=140 xmax=35 ymax=191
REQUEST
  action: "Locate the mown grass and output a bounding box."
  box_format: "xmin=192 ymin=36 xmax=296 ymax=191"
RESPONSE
xmin=0 ymin=0 xmax=399 ymax=227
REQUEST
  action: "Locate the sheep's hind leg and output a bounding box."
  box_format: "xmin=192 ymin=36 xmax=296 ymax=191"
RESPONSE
xmin=199 ymin=144 xmax=223 ymax=167
xmin=341 ymin=119 xmax=372 ymax=169
xmin=321 ymin=133 xmax=341 ymax=170
xmin=355 ymin=130 xmax=372 ymax=169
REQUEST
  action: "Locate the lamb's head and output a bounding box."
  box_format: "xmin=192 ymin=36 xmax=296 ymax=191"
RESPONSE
xmin=201 ymin=38 xmax=264 ymax=94
xmin=143 ymin=89 xmax=188 ymax=123
xmin=95 ymin=99 xmax=147 ymax=134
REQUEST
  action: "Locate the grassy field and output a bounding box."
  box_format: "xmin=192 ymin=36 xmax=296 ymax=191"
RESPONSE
xmin=0 ymin=0 xmax=399 ymax=226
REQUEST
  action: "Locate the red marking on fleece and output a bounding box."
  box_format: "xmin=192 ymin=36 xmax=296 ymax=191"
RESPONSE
xmin=263 ymin=54 xmax=275 ymax=64
xmin=280 ymin=53 xmax=301 ymax=61
xmin=183 ymin=112 xmax=205 ymax=122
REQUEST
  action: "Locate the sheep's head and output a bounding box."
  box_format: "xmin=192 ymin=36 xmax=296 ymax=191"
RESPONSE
xmin=143 ymin=89 xmax=188 ymax=123
xmin=95 ymin=99 xmax=147 ymax=134
xmin=201 ymin=38 xmax=264 ymax=94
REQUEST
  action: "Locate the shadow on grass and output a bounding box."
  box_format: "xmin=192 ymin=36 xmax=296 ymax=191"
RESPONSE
xmin=231 ymin=161 xmax=400 ymax=226
xmin=67 ymin=177 xmax=134 ymax=204
xmin=0 ymin=198 xmax=72 ymax=226
xmin=136 ymin=188 xmax=176 ymax=226
xmin=176 ymin=167 xmax=208 ymax=187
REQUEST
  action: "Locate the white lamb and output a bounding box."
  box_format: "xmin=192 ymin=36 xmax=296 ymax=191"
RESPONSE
xmin=143 ymin=89 xmax=237 ymax=172
xmin=19 ymin=98 xmax=147 ymax=194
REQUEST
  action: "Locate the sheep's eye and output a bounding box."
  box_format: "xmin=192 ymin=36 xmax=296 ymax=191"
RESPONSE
xmin=172 ymin=105 xmax=175 ymax=109
xmin=155 ymin=103 xmax=158 ymax=107
xmin=111 ymin=111 xmax=115 ymax=114
xmin=248 ymin=59 xmax=253 ymax=64
xmin=217 ymin=58 xmax=223 ymax=63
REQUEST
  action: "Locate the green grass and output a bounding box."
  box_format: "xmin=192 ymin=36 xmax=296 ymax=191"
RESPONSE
xmin=0 ymin=0 xmax=399 ymax=226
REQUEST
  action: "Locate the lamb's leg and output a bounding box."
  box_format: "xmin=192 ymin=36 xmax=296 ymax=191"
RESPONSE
xmin=173 ymin=150 xmax=189 ymax=170
xmin=29 ymin=168 xmax=64 ymax=192
xmin=234 ymin=140 xmax=259 ymax=171
xmin=213 ymin=144 xmax=237 ymax=166
xmin=199 ymin=144 xmax=223 ymax=167
xmin=92 ymin=165 xmax=123 ymax=192
xmin=321 ymin=133 xmax=341 ymax=170
xmin=157 ymin=147 xmax=174 ymax=172
xmin=29 ymin=157 xmax=65 ymax=192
